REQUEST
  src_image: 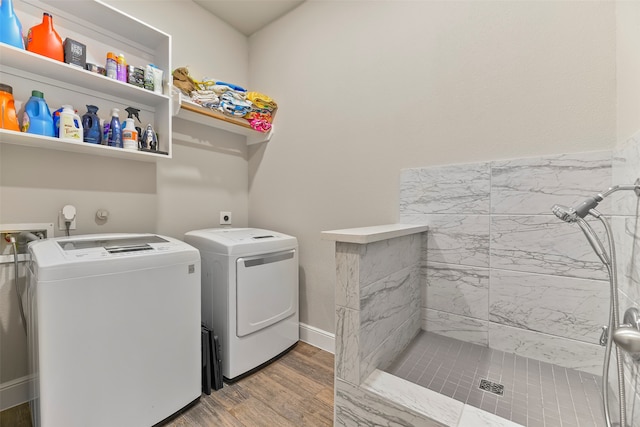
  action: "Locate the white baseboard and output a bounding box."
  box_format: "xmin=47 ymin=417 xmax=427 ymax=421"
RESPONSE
xmin=0 ymin=374 xmax=34 ymax=411
xmin=299 ymin=322 xmax=335 ymax=354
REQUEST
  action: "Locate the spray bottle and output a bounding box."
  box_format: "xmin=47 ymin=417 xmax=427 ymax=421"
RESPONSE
xmin=122 ymin=106 xmax=140 ymax=150
xmin=125 ymin=106 xmax=141 ymax=135
xmin=107 ymin=107 xmax=122 ymax=148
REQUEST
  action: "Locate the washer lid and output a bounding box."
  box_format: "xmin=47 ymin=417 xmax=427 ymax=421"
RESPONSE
xmin=29 ymin=233 xmax=200 ymax=281
xmin=184 ymin=228 xmax=297 ymax=255
xmin=57 ymin=234 xmax=169 ymax=253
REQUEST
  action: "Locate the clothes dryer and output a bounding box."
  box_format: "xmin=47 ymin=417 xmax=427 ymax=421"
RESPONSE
xmin=26 ymin=233 xmax=201 ymax=427
xmin=184 ymin=228 xmax=299 ymax=381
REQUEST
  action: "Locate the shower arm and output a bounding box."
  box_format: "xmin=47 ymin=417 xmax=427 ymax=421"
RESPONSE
xmin=573 ymin=181 xmax=640 ymax=219
xmin=600 ymin=182 xmax=640 ymax=198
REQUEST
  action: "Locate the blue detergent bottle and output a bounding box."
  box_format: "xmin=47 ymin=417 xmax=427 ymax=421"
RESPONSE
xmin=22 ymin=90 xmax=55 ymax=136
xmin=0 ymin=0 xmax=25 ymax=49
xmin=81 ymin=105 xmax=101 ymax=144
xmin=107 ymin=107 xmax=122 ymax=148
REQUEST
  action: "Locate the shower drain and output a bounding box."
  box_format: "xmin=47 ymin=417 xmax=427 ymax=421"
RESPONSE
xmin=478 ymin=379 xmax=504 ymax=396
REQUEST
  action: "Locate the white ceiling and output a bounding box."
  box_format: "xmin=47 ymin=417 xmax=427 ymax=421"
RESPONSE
xmin=193 ymin=0 xmax=305 ymax=36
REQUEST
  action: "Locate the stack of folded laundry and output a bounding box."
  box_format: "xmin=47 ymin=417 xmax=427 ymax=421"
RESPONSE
xmin=172 ymin=67 xmax=277 ymax=133
xmin=244 ymin=92 xmax=277 ymax=132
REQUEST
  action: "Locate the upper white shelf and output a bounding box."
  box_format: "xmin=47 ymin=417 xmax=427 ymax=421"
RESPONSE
xmin=1 ymin=0 xmax=173 ymax=161
xmin=38 ymin=0 xmax=169 ymax=52
xmin=172 ymin=91 xmax=274 ymax=145
xmin=0 ymin=44 xmax=169 ymax=107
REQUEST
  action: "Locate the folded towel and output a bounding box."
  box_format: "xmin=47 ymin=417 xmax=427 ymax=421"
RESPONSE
xmin=247 ymin=91 xmax=277 ymax=111
xmin=218 ymin=92 xmax=252 ymax=117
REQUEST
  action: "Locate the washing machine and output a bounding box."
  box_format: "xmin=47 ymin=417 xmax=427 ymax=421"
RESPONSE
xmin=26 ymin=233 xmax=201 ymax=427
xmin=184 ymin=228 xmax=299 ymax=381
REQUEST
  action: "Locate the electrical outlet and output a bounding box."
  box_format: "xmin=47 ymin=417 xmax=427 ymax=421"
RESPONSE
xmin=58 ymin=205 xmax=77 ymax=231
xmin=220 ymin=211 xmax=232 ymax=225
xmin=58 ymin=214 xmax=77 ymax=231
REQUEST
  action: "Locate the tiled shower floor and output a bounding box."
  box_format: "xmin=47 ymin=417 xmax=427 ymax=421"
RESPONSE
xmin=385 ymin=331 xmax=605 ymax=427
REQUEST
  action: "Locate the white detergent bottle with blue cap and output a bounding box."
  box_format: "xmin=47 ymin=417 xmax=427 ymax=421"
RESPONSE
xmin=107 ymin=107 xmax=122 ymax=148
xmin=58 ymin=105 xmax=83 ymax=142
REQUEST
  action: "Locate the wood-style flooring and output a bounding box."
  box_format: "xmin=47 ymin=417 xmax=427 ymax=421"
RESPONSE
xmin=0 ymin=342 xmax=334 ymax=427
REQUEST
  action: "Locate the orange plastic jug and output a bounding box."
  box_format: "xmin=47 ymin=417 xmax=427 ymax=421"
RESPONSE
xmin=26 ymin=13 xmax=64 ymax=62
xmin=0 ymin=83 xmax=20 ymax=131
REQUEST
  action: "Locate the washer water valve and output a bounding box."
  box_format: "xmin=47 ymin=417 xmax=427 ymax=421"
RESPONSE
xmin=96 ymin=209 xmax=109 ymax=221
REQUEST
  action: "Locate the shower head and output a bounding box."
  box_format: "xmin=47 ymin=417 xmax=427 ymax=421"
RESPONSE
xmin=552 ymin=204 xmax=578 ymax=223
xmin=552 ymin=205 xmax=610 ymax=265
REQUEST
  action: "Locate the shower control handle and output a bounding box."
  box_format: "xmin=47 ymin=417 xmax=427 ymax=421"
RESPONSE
xmin=613 ymin=307 xmax=640 ymax=361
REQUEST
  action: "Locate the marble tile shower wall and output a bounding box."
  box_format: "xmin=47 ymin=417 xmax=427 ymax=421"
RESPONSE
xmin=612 ymin=132 xmax=640 ymax=427
xmin=399 ymin=149 xmax=636 ymax=376
xmin=334 ymin=235 xmax=422 ymax=386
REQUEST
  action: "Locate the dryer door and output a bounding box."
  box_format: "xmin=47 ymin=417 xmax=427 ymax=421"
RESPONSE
xmin=236 ymin=249 xmax=297 ymax=337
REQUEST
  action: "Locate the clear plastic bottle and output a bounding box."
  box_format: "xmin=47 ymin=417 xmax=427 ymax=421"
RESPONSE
xmin=106 ymin=52 xmax=117 ymax=79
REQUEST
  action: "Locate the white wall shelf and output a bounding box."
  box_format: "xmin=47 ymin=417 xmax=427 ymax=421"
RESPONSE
xmin=172 ymin=91 xmax=273 ymax=145
xmin=0 ymin=0 xmax=172 ymax=160
xmin=0 ymin=129 xmax=168 ymax=162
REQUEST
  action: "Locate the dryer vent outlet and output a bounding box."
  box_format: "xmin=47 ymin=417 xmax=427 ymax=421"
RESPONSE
xmin=220 ymin=211 xmax=232 ymax=225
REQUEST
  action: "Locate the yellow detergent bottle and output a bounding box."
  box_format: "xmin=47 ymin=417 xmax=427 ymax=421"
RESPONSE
xmin=58 ymin=105 xmax=83 ymax=142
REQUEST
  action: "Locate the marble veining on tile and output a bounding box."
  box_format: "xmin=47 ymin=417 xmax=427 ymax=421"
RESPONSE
xmin=488 ymin=323 xmax=604 ymax=376
xmin=362 ymin=369 xmax=464 ymax=427
xmin=491 ymin=150 xmax=612 ymax=215
xmin=489 ymin=269 xmax=609 ymax=343
xmin=425 ymin=214 xmax=490 ymax=267
xmin=424 ymin=309 xmax=489 ymax=346
xmin=335 ymin=242 xmax=361 ymax=310
xmin=360 ymin=266 xmax=420 ymax=358
xmin=335 ymin=378 xmax=444 ymax=427
xmin=400 ymin=162 xmax=491 ymax=215
xmin=612 ymin=132 xmax=640 ymax=216
xmin=425 ymin=262 xmax=490 ymax=321
xmin=359 ymin=311 xmax=421 ymax=383
xmin=490 ymin=215 xmax=608 ymax=280
xmin=612 ymin=216 xmax=640 ymax=303
xmin=359 ymin=234 xmax=421 ymax=287
xmin=335 ymin=306 xmax=359 ymax=384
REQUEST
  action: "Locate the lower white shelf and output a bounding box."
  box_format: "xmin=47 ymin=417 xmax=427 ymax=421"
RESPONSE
xmin=0 ymin=129 xmax=171 ymax=162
